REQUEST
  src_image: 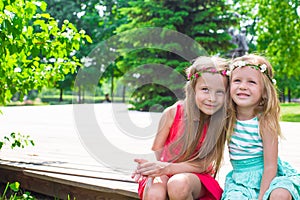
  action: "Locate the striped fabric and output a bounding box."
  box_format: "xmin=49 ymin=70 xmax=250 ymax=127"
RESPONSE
xmin=229 ymin=117 xmax=263 ymax=160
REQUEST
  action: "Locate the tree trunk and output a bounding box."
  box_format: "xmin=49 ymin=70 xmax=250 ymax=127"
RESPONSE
xmin=282 ymin=91 xmax=286 ymax=103
xmin=78 ymin=86 xmax=81 ymax=104
xmin=122 ymin=85 xmax=126 ymax=103
xmin=288 ymin=88 xmax=291 ymax=103
xmin=59 ymin=88 xmax=63 ymax=102
xmin=111 ymin=70 xmax=114 ymax=102
xmin=279 ymin=89 xmax=285 ymax=103
xmin=82 ymin=89 xmax=85 ymax=104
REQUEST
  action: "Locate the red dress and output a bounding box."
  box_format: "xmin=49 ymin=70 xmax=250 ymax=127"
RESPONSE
xmin=138 ymin=103 xmax=223 ymax=200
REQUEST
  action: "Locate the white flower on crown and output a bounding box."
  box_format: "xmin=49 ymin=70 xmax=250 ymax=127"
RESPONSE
xmin=272 ymin=79 xmax=277 ymax=85
xmin=260 ymin=64 xmax=267 ymax=73
xmin=228 ymin=61 xmax=246 ymax=74
xmin=236 ymin=61 xmax=246 ymax=67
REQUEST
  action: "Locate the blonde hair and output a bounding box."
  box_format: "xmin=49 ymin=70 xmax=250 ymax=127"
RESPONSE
xmin=227 ymin=54 xmax=282 ymax=142
xmin=169 ymin=56 xmax=229 ymax=177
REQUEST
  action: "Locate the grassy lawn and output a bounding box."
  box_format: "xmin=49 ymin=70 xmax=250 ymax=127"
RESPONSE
xmin=280 ymin=103 xmax=300 ymax=122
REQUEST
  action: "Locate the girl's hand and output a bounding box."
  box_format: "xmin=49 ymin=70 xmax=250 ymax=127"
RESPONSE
xmin=132 ymin=158 xmax=149 ymax=182
xmin=131 ymin=171 xmax=144 ymax=183
xmin=134 ymin=158 xmax=169 ymax=177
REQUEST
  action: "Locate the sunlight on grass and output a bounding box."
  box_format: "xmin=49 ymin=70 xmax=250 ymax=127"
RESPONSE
xmin=280 ymin=103 xmax=300 ymax=122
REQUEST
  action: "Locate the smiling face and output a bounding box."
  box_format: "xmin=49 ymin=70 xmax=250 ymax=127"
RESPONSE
xmin=230 ymin=66 xmax=264 ymax=116
xmin=194 ymin=72 xmax=227 ymax=116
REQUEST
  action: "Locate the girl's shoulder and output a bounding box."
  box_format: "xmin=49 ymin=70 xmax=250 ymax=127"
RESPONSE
xmin=162 ymin=101 xmax=183 ymax=122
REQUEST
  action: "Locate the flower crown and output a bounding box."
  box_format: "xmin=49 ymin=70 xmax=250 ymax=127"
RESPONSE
xmin=187 ymin=68 xmax=227 ymax=81
xmin=226 ymin=61 xmax=276 ymax=85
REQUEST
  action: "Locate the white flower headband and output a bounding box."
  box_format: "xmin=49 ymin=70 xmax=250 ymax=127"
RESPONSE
xmin=226 ymin=61 xmax=276 ymax=85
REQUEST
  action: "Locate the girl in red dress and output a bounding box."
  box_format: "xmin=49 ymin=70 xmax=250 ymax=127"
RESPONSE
xmin=132 ymin=56 xmax=229 ymax=200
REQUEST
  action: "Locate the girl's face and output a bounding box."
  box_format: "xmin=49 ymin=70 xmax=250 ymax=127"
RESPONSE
xmin=230 ymin=66 xmax=263 ymax=112
xmin=194 ymin=73 xmax=227 ymax=116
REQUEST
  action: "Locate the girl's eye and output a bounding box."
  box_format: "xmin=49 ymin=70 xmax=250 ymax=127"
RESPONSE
xmin=232 ymin=79 xmax=240 ymax=83
xmin=216 ymin=90 xmax=225 ymax=95
xmin=249 ymin=80 xmax=257 ymax=84
xmin=201 ymin=88 xmax=209 ymax=92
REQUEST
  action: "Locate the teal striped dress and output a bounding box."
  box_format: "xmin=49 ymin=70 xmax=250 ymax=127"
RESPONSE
xmin=221 ymin=117 xmax=300 ymax=200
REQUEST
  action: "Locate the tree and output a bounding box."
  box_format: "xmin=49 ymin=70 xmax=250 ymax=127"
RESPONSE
xmin=0 ymin=0 xmax=91 ymax=105
xmin=44 ymin=0 xmax=129 ymax=101
xmin=257 ymin=1 xmax=300 ymax=102
xmin=114 ymin=0 xmax=237 ymax=111
xmin=234 ymin=0 xmax=300 ymax=102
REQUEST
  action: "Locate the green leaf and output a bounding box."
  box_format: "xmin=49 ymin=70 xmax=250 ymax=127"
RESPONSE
xmin=0 ymin=1 xmax=4 ymax=11
xmin=9 ymin=182 xmax=20 ymax=192
xmin=40 ymin=1 xmax=47 ymax=12
xmin=40 ymin=13 xmax=51 ymax=19
xmin=30 ymin=140 xmax=35 ymax=146
xmin=23 ymin=192 xmax=34 ymax=200
xmin=10 ymin=132 xmax=16 ymax=138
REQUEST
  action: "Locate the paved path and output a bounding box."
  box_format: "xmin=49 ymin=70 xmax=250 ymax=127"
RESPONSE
xmin=0 ymin=103 xmax=299 ymax=191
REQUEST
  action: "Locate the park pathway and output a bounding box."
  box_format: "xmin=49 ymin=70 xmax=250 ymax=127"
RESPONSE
xmin=0 ymin=103 xmax=299 ymax=199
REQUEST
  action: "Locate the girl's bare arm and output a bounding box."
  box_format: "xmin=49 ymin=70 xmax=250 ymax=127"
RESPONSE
xmin=151 ymin=104 xmax=176 ymax=159
xmin=258 ymin=133 xmax=278 ymax=200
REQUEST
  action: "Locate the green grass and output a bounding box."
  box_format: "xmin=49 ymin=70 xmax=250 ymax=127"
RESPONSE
xmin=280 ymin=103 xmax=300 ymax=122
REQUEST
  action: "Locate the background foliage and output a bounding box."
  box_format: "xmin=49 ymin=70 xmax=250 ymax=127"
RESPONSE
xmin=0 ymin=0 xmax=91 ymax=105
xmin=234 ymin=0 xmax=300 ymax=102
xmin=1 ymin=0 xmax=300 ymax=110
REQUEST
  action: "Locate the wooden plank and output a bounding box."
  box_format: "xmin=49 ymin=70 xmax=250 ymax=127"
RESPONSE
xmin=0 ymin=165 xmax=139 ymax=200
xmin=0 ymin=159 xmax=134 ymax=183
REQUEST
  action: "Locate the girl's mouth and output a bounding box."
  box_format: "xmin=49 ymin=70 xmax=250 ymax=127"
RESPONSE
xmin=237 ymin=93 xmax=250 ymax=98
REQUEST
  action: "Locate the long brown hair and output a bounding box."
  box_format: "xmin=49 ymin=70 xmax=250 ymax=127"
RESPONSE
xmin=168 ymin=56 xmax=229 ymax=177
xmin=227 ymin=54 xmax=282 ymax=142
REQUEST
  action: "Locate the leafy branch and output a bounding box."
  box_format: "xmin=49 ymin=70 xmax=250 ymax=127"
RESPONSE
xmin=0 ymin=133 xmax=35 ymax=150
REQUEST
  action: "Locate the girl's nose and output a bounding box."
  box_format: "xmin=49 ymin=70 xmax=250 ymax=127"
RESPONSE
xmin=208 ymin=93 xmax=216 ymax=101
xmin=239 ymin=82 xmax=247 ymax=90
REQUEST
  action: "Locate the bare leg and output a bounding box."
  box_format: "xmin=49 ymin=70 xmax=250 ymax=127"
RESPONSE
xmin=269 ymin=188 xmax=292 ymax=200
xmin=144 ymin=175 xmax=169 ymax=200
xmin=167 ymin=173 xmax=205 ymax=200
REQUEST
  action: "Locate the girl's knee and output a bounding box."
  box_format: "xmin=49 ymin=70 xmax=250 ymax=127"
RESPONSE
xmin=143 ymin=184 xmax=167 ymax=200
xmin=167 ymin=174 xmax=193 ymax=199
xmin=270 ymin=188 xmax=292 ymax=200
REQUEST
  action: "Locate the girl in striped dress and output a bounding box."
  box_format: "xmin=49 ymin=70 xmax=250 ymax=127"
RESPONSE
xmin=222 ymin=54 xmax=300 ymax=200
